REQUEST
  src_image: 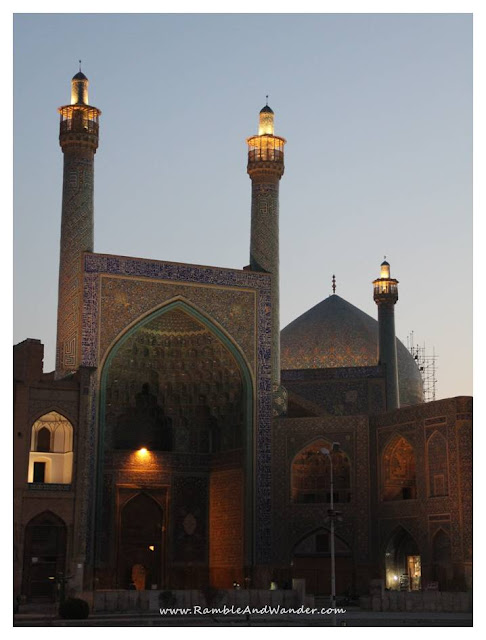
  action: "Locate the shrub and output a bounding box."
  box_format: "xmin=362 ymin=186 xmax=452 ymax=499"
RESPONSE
xmin=59 ymin=597 xmax=90 ymax=619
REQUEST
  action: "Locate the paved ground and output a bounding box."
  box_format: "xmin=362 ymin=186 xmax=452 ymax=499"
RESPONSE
xmin=13 ymin=608 xmax=473 ymax=627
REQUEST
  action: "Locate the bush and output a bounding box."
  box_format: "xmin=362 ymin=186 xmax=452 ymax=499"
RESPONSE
xmin=59 ymin=597 xmax=90 ymax=619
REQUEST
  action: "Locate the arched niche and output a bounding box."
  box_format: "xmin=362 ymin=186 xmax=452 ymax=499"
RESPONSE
xmin=97 ymin=300 xmax=255 ymax=586
xmin=21 ymin=511 xmax=67 ymax=601
xmin=384 ymin=526 xmax=421 ymax=591
xmin=432 ymin=528 xmax=453 ymax=589
xmin=28 ymin=411 xmax=74 ymax=484
xmin=291 ymin=528 xmax=353 ymax=596
xmin=101 ymin=304 xmax=251 ymax=454
xmin=382 ymin=434 xmax=416 ymax=501
xmin=291 ymin=439 xmax=351 ymax=504
xmin=427 ymin=431 xmax=449 ymax=497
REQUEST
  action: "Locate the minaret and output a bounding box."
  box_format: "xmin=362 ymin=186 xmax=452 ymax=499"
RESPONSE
xmin=55 ymin=66 xmax=101 ymax=377
xmin=373 ymin=259 xmax=400 ymax=410
xmin=247 ymin=101 xmax=287 ymax=414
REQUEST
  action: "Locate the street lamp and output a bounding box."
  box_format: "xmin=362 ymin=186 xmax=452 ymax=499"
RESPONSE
xmin=321 ymin=443 xmax=341 ymax=626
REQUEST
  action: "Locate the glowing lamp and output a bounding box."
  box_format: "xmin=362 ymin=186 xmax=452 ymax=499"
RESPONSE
xmin=148 ymin=545 xmax=155 ymax=551
xmin=380 ymin=261 xmax=391 ymax=279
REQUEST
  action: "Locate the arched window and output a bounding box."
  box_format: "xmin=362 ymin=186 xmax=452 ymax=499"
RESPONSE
xmin=427 ymin=431 xmax=449 ymax=497
xmin=382 ymin=435 xmax=416 ymax=501
xmin=28 ymin=412 xmax=74 ymax=484
xmin=291 ymin=439 xmax=351 ymax=504
xmin=36 ymin=427 xmax=51 ymax=452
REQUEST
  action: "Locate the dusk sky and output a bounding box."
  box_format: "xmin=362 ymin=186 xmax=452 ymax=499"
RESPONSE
xmin=13 ymin=13 xmax=472 ymax=399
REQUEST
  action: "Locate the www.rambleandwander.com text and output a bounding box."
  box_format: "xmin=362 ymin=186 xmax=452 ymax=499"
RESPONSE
xmin=159 ymin=605 xmax=346 ymax=616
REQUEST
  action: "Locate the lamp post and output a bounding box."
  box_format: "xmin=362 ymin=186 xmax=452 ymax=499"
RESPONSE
xmin=321 ymin=443 xmax=341 ymax=626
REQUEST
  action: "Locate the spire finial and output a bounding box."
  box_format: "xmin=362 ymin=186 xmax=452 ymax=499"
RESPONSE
xmin=384 ymin=254 xmax=386 ymax=261
xmin=266 ymin=94 xmax=269 ymax=106
xmin=332 ymin=274 xmax=336 ymax=294
xmin=79 ymin=59 xmax=82 ymax=72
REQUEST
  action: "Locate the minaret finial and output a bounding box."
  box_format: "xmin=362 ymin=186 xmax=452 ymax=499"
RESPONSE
xmin=266 ymin=94 xmax=269 ymax=106
xmin=79 ymin=59 xmax=82 ymax=72
xmin=332 ymin=274 xmax=336 ymax=294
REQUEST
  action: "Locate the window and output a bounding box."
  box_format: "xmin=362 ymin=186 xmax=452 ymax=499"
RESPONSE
xmin=28 ymin=412 xmax=74 ymax=484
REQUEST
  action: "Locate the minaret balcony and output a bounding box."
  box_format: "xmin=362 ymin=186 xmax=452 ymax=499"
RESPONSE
xmin=373 ymin=279 xmax=399 ymax=303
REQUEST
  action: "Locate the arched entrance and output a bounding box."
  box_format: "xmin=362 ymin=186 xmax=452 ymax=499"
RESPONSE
xmin=118 ymin=493 xmax=163 ymax=589
xmin=22 ymin=511 xmax=66 ymax=601
xmin=385 ymin=527 xmax=421 ymax=590
xmin=432 ymin=528 xmax=452 ymax=590
xmin=97 ymin=301 xmax=254 ymax=590
xmin=291 ymin=529 xmax=353 ymax=596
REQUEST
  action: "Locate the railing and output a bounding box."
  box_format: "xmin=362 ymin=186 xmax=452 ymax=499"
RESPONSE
xmin=60 ymin=118 xmax=99 ymax=135
xmin=248 ymin=148 xmax=284 ymax=163
xmin=27 ymin=482 xmax=71 ymax=491
xmin=373 ymin=282 xmax=398 ymax=297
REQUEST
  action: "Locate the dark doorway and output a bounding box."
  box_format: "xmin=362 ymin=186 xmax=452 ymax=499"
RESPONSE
xmin=118 ymin=493 xmax=163 ymax=589
xmin=33 ymin=462 xmax=46 ymax=483
xmin=22 ymin=512 xmax=66 ymax=601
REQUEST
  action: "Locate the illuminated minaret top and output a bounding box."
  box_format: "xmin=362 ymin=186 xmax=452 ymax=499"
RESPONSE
xmin=247 ymin=101 xmax=287 ymax=415
xmin=373 ymin=258 xmax=400 ymax=410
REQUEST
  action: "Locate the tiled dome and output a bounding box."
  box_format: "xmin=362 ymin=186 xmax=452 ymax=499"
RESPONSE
xmin=280 ymin=294 xmax=423 ymax=406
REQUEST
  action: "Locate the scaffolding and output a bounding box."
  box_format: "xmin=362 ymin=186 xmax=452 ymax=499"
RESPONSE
xmin=406 ymin=331 xmax=438 ymax=402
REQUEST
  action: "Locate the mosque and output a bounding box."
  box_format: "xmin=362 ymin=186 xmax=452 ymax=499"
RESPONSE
xmin=13 ymin=70 xmax=472 ymax=603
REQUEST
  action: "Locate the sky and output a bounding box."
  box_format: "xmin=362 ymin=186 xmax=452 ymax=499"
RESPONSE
xmin=13 ymin=12 xmax=472 ymax=399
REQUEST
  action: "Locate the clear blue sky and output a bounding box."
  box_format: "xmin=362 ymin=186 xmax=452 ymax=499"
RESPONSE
xmin=13 ymin=13 xmax=472 ymax=399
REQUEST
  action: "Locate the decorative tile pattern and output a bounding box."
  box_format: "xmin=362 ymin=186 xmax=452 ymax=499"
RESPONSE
xmin=281 ymin=294 xmax=424 ymax=406
xmin=56 ymin=150 xmax=95 ymax=376
xmin=81 ymin=253 xmax=274 ymax=563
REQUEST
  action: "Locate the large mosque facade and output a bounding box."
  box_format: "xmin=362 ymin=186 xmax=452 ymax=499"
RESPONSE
xmin=13 ymin=71 xmax=472 ymax=602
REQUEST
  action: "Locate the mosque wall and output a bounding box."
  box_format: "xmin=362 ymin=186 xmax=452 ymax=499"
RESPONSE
xmin=369 ymin=397 xmax=473 ymax=590
xmin=271 ymin=415 xmax=372 ymax=593
xmin=282 ymin=366 xmax=386 ymax=416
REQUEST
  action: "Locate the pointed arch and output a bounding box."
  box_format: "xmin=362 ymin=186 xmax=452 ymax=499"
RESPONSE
xmin=291 ymin=527 xmax=353 ymax=596
xmin=96 ymin=298 xmax=255 ymax=575
xmin=426 ymin=430 xmax=449 ymax=497
xmin=384 ymin=525 xmax=421 ymax=590
xmin=291 ymin=438 xmax=351 ymax=504
xmin=28 ymin=411 xmax=74 ymax=484
xmin=382 ymin=434 xmax=416 ymax=501
xmin=22 ymin=511 xmax=67 ymax=601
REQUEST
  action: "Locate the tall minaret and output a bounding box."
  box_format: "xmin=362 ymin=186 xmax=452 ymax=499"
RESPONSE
xmin=56 ymin=67 xmax=101 ymax=378
xmin=247 ymin=101 xmax=287 ymax=414
xmin=373 ymin=259 xmax=400 ymax=410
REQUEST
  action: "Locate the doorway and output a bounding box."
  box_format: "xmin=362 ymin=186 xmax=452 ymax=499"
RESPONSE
xmin=385 ymin=527 xmax=421 ymax=591
xmin=118 ymin=493 xmax=163 ymax=589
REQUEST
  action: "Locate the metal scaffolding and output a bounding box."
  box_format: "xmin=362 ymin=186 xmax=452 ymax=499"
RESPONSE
xmin=406 ymin=331 xmax=438 ymax=402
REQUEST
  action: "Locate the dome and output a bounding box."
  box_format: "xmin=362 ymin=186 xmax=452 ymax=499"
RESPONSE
xmin=280 ymin=294 xmax=423 ymax=406
xmin=260 ymin=104 xmax=274 ymax=114
xmin=72 ymin=71 xmax=88 ymax=81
